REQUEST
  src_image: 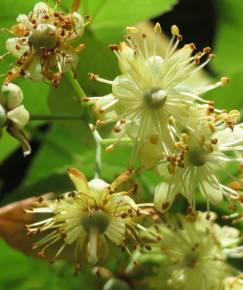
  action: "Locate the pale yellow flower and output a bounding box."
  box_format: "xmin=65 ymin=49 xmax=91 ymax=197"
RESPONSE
xmin=154 ymin=108 xmax=243 ymax=212
xmin=142 ymin=212 xmax=242 ymax=290
xmin=26 ymin=168 xmax=152 ymax=271
xmin=88 ymin=24 xmax=228 ymax=157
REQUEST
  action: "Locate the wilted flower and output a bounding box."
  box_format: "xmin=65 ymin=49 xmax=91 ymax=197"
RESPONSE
xmin=87 ymin=23 xmax=228 ymax=157
xmin=142 ymin=212 xmax=242 ymax=290
xmin=4 ymin=1 xmax=85 ymax=86
xmin=25 ymin=168 xmax=153 ymax=272
xmin=0 ymin=83 xmax=30 ymax=156
xmin=154 ymin=108 xmax=243 ymax=212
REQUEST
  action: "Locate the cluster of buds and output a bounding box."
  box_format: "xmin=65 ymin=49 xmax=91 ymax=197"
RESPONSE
xmin=4 ymin=1 xmax=85 ymax=86
xmin=0 ymin=83 xmax=30 ymax=155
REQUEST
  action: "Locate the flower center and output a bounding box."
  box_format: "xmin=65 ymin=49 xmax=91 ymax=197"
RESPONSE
xmin=29 ymin=24 xmax=58 ymax=52
xmin=0 ymin=104 xmax=7 ymax=128
xmin=184 ymin=252 xmax=198 ymax=268
xmin=188 ymin=147 xmax=208 ymax=167
xmin=143 ymin=87 xmax=167 ymax=110
xmin=80 ymin=210 xmax=110 ymax=234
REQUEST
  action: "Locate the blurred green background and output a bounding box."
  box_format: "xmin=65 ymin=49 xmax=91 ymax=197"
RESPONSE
xmin=0 ymin=0 xmax=242 ymax=289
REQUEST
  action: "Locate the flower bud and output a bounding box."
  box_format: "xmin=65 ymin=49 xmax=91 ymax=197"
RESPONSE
xmin=103 ymin=279 xmax=130 ymax=290
xmin=32 ymin=2 xmax=50 ymax=24
xmin=29 ymin=24 xmax=57 ymax=52
xmin=0 ymin=104 xmax=7 ymax=128
xmin=33 ymin=2 xmax=49 ymax=13
xmin=6 ymin=37 xmax=29 ymax=58
xmin=27 ymin=56 xmax=43 ymax=81
xmin=69 ymin=12 xmax=84 ymax=40
xmin=1 ymin=83 xmax=23 ymax=110
xmin=7 ymin=105 xmax=30 ymax=128
xmin=139 ymin=136 xmax=163 ymax=169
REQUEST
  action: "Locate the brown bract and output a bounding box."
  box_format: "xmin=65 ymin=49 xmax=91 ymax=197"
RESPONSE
xmin=0 ymin=194 xmax=52 ymax=256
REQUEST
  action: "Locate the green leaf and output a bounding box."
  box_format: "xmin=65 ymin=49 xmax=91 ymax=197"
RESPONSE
xmin=210 ymin=71 xmax=243 ymax=111
xmin=0 ymin=239 xmax=99 ymax=290
xmin=87 ymin=0 xmax=178 ymax=30
xmin=213 ymin=0 xmax=243 ymax=74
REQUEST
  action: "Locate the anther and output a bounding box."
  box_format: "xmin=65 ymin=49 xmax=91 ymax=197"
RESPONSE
xmin=88 ymin=73 xmax=98 ymax=81
xmin=211 ymin=138 xmax=218 ymax=145
xmin=171 ymin=25 xmax=180 ymax=37
xmin=220 ymin=76 xmax=230 ymax=86
xmin=109 ymin=44 xmax=119 ymax=51
xmin=154 ymin=23 xmax=162 ymax=33
xmin=106 ymin=144 xmax=115 ymax=152
xmin=126 ymin=26 xmax=138 ymax=34
xmin=203 ymin=46 xmax=211 ymax=53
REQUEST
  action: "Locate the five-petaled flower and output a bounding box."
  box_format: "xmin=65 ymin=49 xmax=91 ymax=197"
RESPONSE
xmin=87 ymin=23 xmax=229 ymax=160
xmin=25 ymin=168 xmax=154 ymax=273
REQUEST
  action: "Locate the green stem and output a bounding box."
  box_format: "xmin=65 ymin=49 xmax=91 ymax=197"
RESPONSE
xmin=67 ymin=71 xmax=87 ymax=101
xmin=100 ymin=137 xmax=134 ymax=145
xmin=92 ymin=129 xmax=102 ymax=178
xmin=30 ymin=114 xmax=84 ymax=121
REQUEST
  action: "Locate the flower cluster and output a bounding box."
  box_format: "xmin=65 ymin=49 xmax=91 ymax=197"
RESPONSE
xmin=4 ymin=1 xmax=85 ymax=86
xmin=25 ymin=168 xmax=154 ymax=272
xmin=139 ymin=212 xmax=242 ymax=290
xmin=0 ymin=1 xmax=241 ymax=287
xmin=87 ymin=24 xmax=243 ymax=211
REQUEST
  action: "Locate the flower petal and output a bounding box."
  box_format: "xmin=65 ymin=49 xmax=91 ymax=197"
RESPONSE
xmin=5 ymin=37 xmax=29 ymax=58
xmin=154 ymin=182 xmax=179 ymax=212
xmin=199 ymin=176 xmax=224 ymax=204
xmin=7 ymin=105 xmax=29 ymax=128
xmin=67 ymin=167 xmax=89 ymax=194
xmin=105 ymin=220 xmax=125 ymax=245
xmin=1 ymin=83 xmax=24 ymax=110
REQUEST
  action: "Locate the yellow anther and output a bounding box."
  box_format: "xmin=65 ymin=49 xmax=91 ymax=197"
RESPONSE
xmin=171 ymin=25 xmax=180 ymax=37
xmin=126 ymin=26 xmax=138 ymax=34
xmin=220 ymin=76 xmax=230 ymax=86
xmin=154 ymin=22 xmax=162 ymax=33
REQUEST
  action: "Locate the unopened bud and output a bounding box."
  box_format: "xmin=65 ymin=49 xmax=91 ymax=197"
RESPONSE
xmin=103 ymin=278 xmax=130 ymax=290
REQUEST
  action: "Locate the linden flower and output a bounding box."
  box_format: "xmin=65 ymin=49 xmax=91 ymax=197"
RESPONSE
xmin=218 ymin=277 xmax=243 ymax=290
xmin=145 ymin=212 xmax=242 ymax=290
xmin=26 ymin=168 xmax=152 ymax=270
xmin=4 ymin=1 xmax=85 ymax=86
xmin=87 ymin=23 xmax=228 ymax=156
xmin=0 ymin=83 xmax=30 ymax=156
xmin=154 ymin=108 xmax=243 ymax=212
